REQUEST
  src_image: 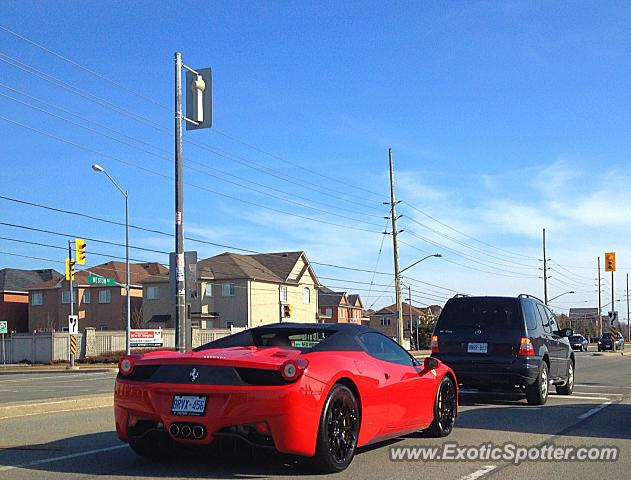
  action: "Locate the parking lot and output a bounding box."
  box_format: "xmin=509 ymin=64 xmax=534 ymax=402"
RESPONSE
xmin=1 ymin=350 xmax=629 ymax=480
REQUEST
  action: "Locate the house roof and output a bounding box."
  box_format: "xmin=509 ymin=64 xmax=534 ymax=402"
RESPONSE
xmin=373 ymin=302 xmax=439 ymax=317
xmin=27 ymin=262 xmax=168 ymax=289
xmin=141 ymin=274 xmax=169 ymax=284
xmin=348 ymin=294 xmax=363 ymax=308
xmin=198 ymin=251 xmax=319 ymax=285
xmin=319 ymin=290 xmax=347 ymax=307
xmin=0 ymin=268 xmax=63 ymax=293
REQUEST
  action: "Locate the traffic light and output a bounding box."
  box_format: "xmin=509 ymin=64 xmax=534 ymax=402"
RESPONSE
xmin=75 ymin=238 xmax=86 ymax=265
xmin=65 ymin=258 xmax=75 ymax=281
xmin=605 ymin=252 xmax=616 ymax=272
xmin=283 ymin=304 xmax=292 ymax=318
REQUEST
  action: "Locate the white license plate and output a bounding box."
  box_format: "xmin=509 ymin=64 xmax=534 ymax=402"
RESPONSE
xmin=467 ymin=342 xmax=488 ymax=354
xmin=171 ymin=395 xmax=207 ymax=416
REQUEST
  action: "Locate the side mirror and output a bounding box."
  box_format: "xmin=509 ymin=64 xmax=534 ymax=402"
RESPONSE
xmin=560 ymin=328 xmax=573 ymax=338
xmin=424 ymin=356 xmax=439 ymax=371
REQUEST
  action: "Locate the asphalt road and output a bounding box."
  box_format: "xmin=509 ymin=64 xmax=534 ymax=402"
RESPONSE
xmin=0 ymin=371 xmax=116 ymax=403
xmin=1 ymin=351 xmax=629 ymax=480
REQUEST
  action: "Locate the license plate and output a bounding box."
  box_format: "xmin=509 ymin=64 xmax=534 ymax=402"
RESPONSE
xmin=171 ymin=395 xmax=207 ymax=416
xmin=467 ymin=342 xmax=488 ymax=354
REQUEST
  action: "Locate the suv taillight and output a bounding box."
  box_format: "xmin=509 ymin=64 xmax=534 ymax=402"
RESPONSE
xmin=518 ymin=337 xmax=535 ymax=356
xmin=430 ymin=335 xmax=439 ymax=353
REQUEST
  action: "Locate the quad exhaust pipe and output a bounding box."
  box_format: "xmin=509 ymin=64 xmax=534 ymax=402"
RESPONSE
xmin=169 ymin=422 xmax=206 ymax=440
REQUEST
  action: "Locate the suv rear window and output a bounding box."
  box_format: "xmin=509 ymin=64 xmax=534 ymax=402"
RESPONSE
xmin=437 ymin=297 xmax=522 ymax=330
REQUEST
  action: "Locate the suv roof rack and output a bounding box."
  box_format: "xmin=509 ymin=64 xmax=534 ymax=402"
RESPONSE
xmin=518 ymin=293 xmax=545 ymax=303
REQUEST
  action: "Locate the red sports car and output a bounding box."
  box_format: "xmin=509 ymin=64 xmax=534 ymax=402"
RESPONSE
xmin=114 ymin=323 xmax=457 ymax=472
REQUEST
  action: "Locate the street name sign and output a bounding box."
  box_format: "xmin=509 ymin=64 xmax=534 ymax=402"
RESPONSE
xmin=88 ymin=275 xmax=115 ymax=286
xmin=0 ymin=321 xmax=7 ymax=334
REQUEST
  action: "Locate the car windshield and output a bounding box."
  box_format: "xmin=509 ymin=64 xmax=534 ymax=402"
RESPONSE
xmin=600 ymin=333 xmax=611 ymax=340
xmin=194 ymin=328 xmax=335 ymax=352
xmin=569 ymin=335 xmax=583 ymax=341
xmin=437 ymin=297 xmax=522 ymax=330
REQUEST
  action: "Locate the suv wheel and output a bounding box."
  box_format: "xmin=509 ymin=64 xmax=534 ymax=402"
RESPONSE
xmin=526 ymin=362 xmax=549 ymax=405
xmin=556 ymin=360 xmax=574 ymax=395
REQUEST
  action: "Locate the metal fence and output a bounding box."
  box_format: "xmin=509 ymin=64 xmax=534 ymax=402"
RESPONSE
xmin=0 ymin=327 xmax=244 ymax=364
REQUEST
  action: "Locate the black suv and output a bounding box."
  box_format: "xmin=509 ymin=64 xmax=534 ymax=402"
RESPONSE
xmin=431 ymin=294 xmax=574 ymax=405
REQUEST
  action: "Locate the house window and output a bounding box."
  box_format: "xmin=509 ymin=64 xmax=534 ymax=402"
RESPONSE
xmin=280 ymin=286 xmax=288 ymax=303
xmin=222 ymin=284 xmax=235 ymax=297
xmin=31 ymin=292 xmax=43 ymax=306
xmin=325 ymin=307 xmax=332 ymax=317
xmin=83 ymin=290 xmax=91 ymax=304
xmin=61 ymin=290 xmax=75 ymax=304
xmin=303 ymin=287 xmax=310 ymax=304
xmin=147 ymin=286 xmax=160 ymax=300
xmin=205 ymin=283 xmax=213 ymax=297
xmin=380 ymin=317 xmax=391 ymax=326
xmin=226 ymin=321 xmax=234 ymax=328
xmin=99 ymin=289 xmax=111 ymax=304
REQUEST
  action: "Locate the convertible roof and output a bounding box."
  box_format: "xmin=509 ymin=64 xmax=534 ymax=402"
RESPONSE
xmin=251 ymin=322 xmax=373 ymax=336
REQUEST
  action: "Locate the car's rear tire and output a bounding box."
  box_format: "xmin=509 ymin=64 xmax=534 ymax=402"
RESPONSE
xmin=424 ymin=376 xmax=457 ymax=437
xmin=311 ymin=384 xmax=360 ymax=473
xmin=129 ymin=434 xmax=174 ymax=460
xmin=525 ymin=362 xmax=549 ymax=405
xmin=556 ymin=360 xmax=574 ymax=395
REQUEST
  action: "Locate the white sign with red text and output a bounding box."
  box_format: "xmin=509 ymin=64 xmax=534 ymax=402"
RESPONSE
xmin=130 ymin=329 xmax=164 ymax=347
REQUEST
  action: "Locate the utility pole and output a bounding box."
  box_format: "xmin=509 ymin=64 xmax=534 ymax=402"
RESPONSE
xmin=598 ymin=256 xmax=602 ymax=337
xmin=174 ymin=52 xmax=186 ymax=353
xmin=68 ymin=240 xmax=75 ymax=368
xmin=542 ymin=228 xmax=548 ymax=304
xmin=388 ymin=148 xmax=404 ymax=346
xmin=627 ymin=273 xmax=630 ymax=342
xmin=611 ymin=267 xmax=616 ymax=352
xmin=174 ymin=52 xmax=211 ymax=352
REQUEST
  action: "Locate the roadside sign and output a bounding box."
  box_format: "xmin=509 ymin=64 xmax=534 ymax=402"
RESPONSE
xmin=130 ymin=329 xmax=164 ymax=348
xmin=88 ymin=275 xmax=115 ymax=286
xmin=0 ymin=321 xmax=7 ymax=335
xmin=69 ymin=335 xmax=77 ymax=356
xmin=68 ymin=315 xmax=78 ymax=335
xmin=611 ymin=326 xmax=618 ymax=337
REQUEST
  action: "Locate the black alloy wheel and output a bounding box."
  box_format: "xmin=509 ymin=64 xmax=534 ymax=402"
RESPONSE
xmin=425 ymin=376 xmax=457 ymax=437
xmin=312 ymin=384 xmax=360 ymax=473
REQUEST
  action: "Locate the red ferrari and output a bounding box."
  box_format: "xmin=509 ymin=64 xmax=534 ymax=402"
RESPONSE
xmin=114 ymin=323 xmax=457 ymax=472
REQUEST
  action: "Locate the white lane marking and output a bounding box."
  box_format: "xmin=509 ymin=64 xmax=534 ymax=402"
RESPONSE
xmin=0 ymin=372 xmax=113 ymax=383
xmin=577 ymin=401 xmax=612 ymax=420
xmin=458 ymin=465 xmax=497 ymax=480
xmin=0 ymin=444 xmax=127 ymax=472
xmin=550 ymin=395 xmax=611 ymax=401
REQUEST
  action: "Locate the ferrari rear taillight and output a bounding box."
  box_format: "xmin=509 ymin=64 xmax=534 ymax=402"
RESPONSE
xmin=430 ymin=335 xmax=439 ymax=353
xmin=518 ymin=337 xmax=535 ymax=356
xmin=118 ymin=356 xmax=135 ymax=375
xmin=280 ymin=358 xmax=308 ymax=382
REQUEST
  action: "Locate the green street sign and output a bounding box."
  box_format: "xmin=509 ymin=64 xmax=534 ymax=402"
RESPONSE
xmin=0 ymin=321 xmax=7 ymax=334
xmin=88 ymin=275 xmax=116 ymax=286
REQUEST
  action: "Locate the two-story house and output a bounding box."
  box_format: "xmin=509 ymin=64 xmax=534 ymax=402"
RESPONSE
xmin=28 ymin=261 xmax=167 ymax=331
xmin=0 ymin=268 xmax=62 ymax=332
xmin=194 ymin=251 xmax=320 ymax=328
xmin=369 ymin=302 xmax=442 ymax=340
xmin=318 ymin=287 xmax=364 ymax=324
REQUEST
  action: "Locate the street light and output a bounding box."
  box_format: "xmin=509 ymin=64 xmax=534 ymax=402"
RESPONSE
xmin=396 ymin=253 xmax=442 ymax=347
xmin=92 ymin=164 xmax=131 ymax=356
xmin=548 ymin=291 xmax=575 ymax=303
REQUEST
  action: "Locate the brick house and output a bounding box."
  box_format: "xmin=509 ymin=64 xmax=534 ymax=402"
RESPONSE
xmin=0 ymin=268 xmax=62 ymax=332
xmin=141 ymin=274 xmax=173 ymax=328
xmin=28 ymin=261 xmax=167 ymax=331
xmin=318 ymin=287 xmax=364 ymax=324
xmin=370 ymin=302 xmax=442 ymax=340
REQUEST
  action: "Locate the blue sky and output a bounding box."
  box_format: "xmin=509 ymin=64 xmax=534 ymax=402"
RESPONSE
xmin=1 ymin=1 xmax=631 ymax=314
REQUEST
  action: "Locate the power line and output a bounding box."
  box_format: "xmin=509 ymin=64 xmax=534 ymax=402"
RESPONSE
xmin=403 ymin=201 xmax=539 ymax=261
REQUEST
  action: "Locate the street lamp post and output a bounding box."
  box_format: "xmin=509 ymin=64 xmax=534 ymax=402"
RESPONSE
xmin=397 ymin=254 xmax=441 ymax=348
xmin=92 ymin=164 xmax=130 ymax=356
xmin=548 ymin=291 xmax=575 ymax=303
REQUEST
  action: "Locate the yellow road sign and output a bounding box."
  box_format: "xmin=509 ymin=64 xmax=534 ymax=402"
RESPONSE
xmin=69 ymin=335 xmax=77 ymax=356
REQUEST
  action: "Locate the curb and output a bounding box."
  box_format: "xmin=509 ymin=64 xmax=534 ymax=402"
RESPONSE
xmin=0 ymin=393 xmax=113 ymax=420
